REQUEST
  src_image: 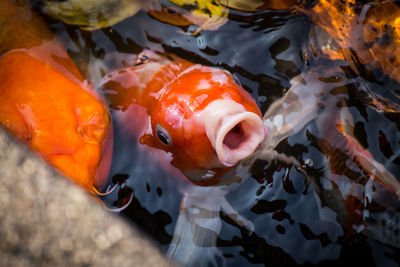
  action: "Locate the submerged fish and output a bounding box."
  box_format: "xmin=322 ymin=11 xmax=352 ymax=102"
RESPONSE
xmin=306 ymin=0 xmax=400 ymax=83
xmin=43 ymin=0 xmax=228 ymax=34
xmin=100 ymin=45 xmax=400 ymax=264
xmin=99 ymin=50 xmax=266 ymax=265
xmin=0 ymin=0 xmax=112 ymax=192
xmin=44 ymin=0 xmax=141 ymax=31
xmin=147 ymin=0 xmax=228 ymax=34
xmin=255 ymin=64 xmax=400 ymax=264
xmin=100 ymin=50 xmax=266 ymax=185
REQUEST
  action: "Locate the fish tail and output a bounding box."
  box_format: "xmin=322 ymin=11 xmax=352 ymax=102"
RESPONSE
xmin=327 ymin=107 xmax=400 ymax=195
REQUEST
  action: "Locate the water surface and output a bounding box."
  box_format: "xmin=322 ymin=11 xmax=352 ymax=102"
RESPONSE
xmin=35 ymin=0 xmax=400 ymax=265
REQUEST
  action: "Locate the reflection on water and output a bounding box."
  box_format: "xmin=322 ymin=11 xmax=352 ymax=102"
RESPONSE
xmin=35 ymin=0 xmax=400 ymax=265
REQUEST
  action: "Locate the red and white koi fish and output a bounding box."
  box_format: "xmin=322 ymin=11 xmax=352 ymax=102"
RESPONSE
xmin=100 ymin=48 xmax=400 ymax=265
xmin=100 ymin=50 xmax=266 ymax=185
xmin=97 ymin=49 xmax=266 ymax=265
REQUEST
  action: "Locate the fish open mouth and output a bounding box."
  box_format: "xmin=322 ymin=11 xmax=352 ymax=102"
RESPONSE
xmin=223 ymin=123 xmax=246 ymax=149
xmin=201 ymin=99 xmax=266 ymax=166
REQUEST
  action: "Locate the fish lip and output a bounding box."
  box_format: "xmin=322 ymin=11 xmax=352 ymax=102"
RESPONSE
xmin=215 ymin=111 xmax=266 ymax=166
xmin=200 ymin=99 xmax=266 ymax=166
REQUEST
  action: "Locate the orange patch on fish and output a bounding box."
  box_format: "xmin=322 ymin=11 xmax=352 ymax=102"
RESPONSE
xmin=0 ymin=51 xmax=112 ymax=191
xmin=308 ymin=0 xmax=400 ymax=82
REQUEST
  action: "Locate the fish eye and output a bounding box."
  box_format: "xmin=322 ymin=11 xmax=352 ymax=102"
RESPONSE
xmin=156 ymin=125 xmax=171 ymax=146
xmin=140 ymin=54 xmax=149 ymax=63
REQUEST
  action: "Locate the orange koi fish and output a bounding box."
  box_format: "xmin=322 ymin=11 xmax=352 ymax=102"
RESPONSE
xmin=0 ymin=0 xmax=112 ymax=192
xmin=100 ymin=50 xmax=266 ymax=185
xmin=306 ymin=0 xmax=400 ymax=83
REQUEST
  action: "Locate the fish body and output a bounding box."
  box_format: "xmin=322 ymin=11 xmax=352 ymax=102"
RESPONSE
xmin=260 ymin=60 xmax=400 ymax=253
xmin=101 ymin=50 xmax=266 ymax=185
xmin=313 ymin=99 xmax=400 ymax=247
xmin=306 ymin=0 xmax=400 ymax=83
xmin=99 ymin=50 xmax=266 ymax=265
xmin=44 ymin=0 xmax=141 ymax=31
xmin=0 ymin=0 xmax=112 ymax=191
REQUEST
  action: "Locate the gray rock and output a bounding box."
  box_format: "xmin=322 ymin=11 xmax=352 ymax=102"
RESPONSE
xmin=0 ymin=128 xmax=175 ymax=267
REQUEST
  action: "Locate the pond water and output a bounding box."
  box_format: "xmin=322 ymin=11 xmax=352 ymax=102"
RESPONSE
xmin=33 ymin=0 xmax=400 ymax=266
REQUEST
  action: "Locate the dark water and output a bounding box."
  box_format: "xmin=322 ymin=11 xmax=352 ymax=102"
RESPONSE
xmin=34 ymin=0 xmax=400 ymax=265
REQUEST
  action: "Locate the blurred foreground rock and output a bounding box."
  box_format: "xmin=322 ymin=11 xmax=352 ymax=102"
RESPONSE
xmin=0 ymin=128 xmax=174 ymax=267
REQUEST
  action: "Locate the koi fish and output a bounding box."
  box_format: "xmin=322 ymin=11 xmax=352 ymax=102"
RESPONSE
xmin=44 ymin=0 xmax=228 ymax=34
xmin=314 ymin=104 xmax=400 ymax=248
xmin=306 ymin=0 xmax=400 ymax=83
xmin=147 ymin=0 xmax=228 ymax=34
xmin=99 ymin=50 xmax=266 ymax=265
xmin=99 ymin=47 xmax=400 ymax=265
xmin=44 ymin=0 xmax=141 ymax=31
xmin=263 ymin=61 xmax=400 ymax=187
xmin=43 ymin=0 xmax=299 ymax=35
xmin=259 ymin=65 xmax=400 ymax=262
xmin=100 ymin=50 xmax=266 ymax=185
xmin=0 ymin=0 xmax=112 ymax=192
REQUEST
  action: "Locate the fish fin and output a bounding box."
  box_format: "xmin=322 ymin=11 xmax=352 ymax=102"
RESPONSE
xmin=220 ymin=198 xmax=254 ymax=233
xmin=167 ymin=193 xmax=226 ymax=266
xmin=330 ymin=108 xmax=400 ymax=195
xmin=353 ymin=143 xmax=400 ymax=195
xmin=342 ymin=110 xmax=400 ymax=194
xmin=263 ymin=71 xmax=328 ymax=149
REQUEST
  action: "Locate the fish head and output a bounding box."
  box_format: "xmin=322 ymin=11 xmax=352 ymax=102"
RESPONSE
xmin=140 ymin=65 xmax=266 ymax=180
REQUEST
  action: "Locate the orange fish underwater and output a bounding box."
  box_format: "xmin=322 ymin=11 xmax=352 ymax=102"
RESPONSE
xmin=0 ymin=0 xmax=265 ymax=192
xmin=100 ymin=50 xmax=266 ymax=185
xmin=0 ymin=0 xmax=112 ymax=192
